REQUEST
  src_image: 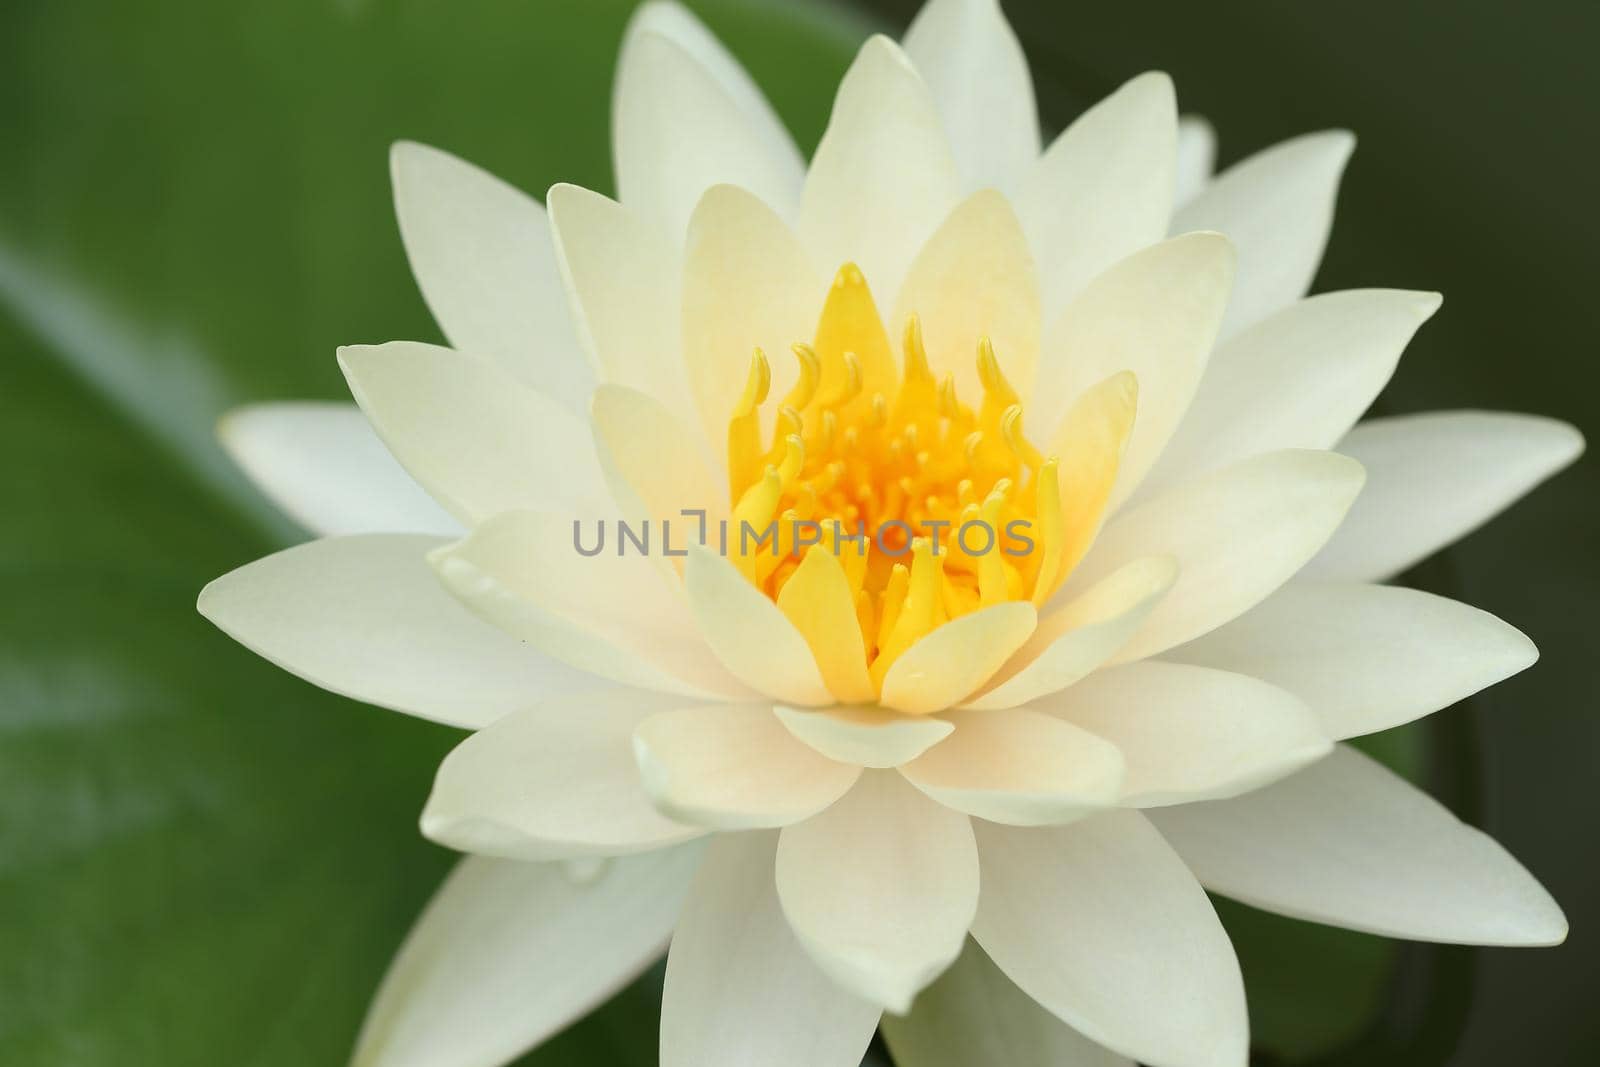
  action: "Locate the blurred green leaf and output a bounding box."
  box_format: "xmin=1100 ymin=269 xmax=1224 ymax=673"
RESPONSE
xmin=0 ymin=1 xmax=856 ymax=1063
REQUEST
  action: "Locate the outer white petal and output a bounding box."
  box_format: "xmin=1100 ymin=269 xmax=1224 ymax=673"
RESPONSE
xmin=880 ymin=602 xmax=1038 ymax=715
xmin=1150 ymin=745 xmax=1568 ymax=945
xmin=774 ymin=705 xmax=954 ymax=769
xmin=218 ymin=402 xmax=460 ymax=537
xmin=776 ymin=772 xmax=979 ymax=1013
xmin=799 ymin=36 xmax=961 ymax=304
xmin=902 ymin=0 xmax=1040 ymax=193
xmin=390 ymin=141 xmax=594 ymax=412
xmin=613 ymin=15 xmax=803 ymax=240
xmin=1038 ymin=661 xmax=1330 ymax=806
xmin=1066 ymin=449 xmax=1365 ymax=661
xmin=899 ymin=708 xmax=1124 ymax=826
xmin=1015 ymin=72 xmax=1177 ymax=320
xmin=1141 ymin=288 xmax=1441 ymax=497
xmin=881 ymin=940 xmax=1136 ymax=1067
xmin=338 ymin=341 xmax=605 ymax=526
xmin=681 ymin=185 xmax=824 ymax=454
xmin=662 ymin=833 xmax=882 ymax=1067
xmin=1305 ymin=411 xmax=1584 ymax=581
xmin=1034 ymin=233 xmax=1235 ymax=512
xmin=1173 ymin=130 xmax=1355 ymax=337
xmin=197 ymin=534 xmax=590 ymax=729
xmin=892 ymin=189 xmax=1040 ymax=402
xmin=684 ymin=546 xmax=833 ymax=706
xmin=430 ymin=512 xmax=747 ymax=700
xmin=632 ymin=703 xmax=861 ymax=830
xmin=546 ymin=183 xmax=695 ymax=415
xmin=1167 ymin=582 xmax=1539 ymax=738
xmin=627 ymin=2 xmax=798 ymax=145
xmin=352 ymin=845 xmax=700 ymax=1067
xmin=1173 ymin=115 xmax=1216 ymax=206
xmin=421 ymin=689 xmax=703 ymax=861
xmin=972 ymin=812 xmax=1248 ymax=1067
xmin=968 ymin=555 xmax=1177 ymax=710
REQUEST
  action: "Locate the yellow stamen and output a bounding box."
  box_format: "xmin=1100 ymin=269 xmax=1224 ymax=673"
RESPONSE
xmin=727 ymin=349 xmax=770 ymax=500
xmin=719 ymin=263 xmax=1136 ymax=705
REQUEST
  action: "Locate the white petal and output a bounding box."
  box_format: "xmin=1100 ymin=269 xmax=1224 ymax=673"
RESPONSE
xmin=1066 ymin=449 xmax=1365 ymax=662
xmin=681 ymin=185 xmax=824 ymax=454
xmin=774 ymin=704 xmax=954 ymax=769
xmin=968 ymin=555 xmax=1177 ymax=710
xmin=352 ymin=845 xmax=700 ymax=1067
xmin=662 ymin=833 xmax=882 ymax=1067
xmin=684 ymin=546 xmax=833 ymax=706
xmin=900 ymin=708 xmax=1123 ymax=826
xmin=776 ymin=772 xmax=978 ymax=1012
xmin=1150 ymin=745 xmax=1568 ymax=945
xmin=972 ymin=812 xmax=1248 ymax=1067
xmin=218 ymin=402 xmax=460 ymax=537
xmin=1167 ymin=582 xmax=1539 ymax=738
xmin=1174 ymin=115 xmax=1216 ymax=206
xmin=633 ymin=703 xmax=860 ymax=830
xmin=613 ymin=16 xmax=803 ymax=240
xmin=338 ymin=341 xmax=605 ymax=526
xmin=1015 ymin=72 xmax=1177 ymax=320
xmin=197 ymin=534 xmax=590 ymax=729
xmin=1038 ymin=661 xmax=1330 ymax=806
xmin=902 ymin=0 xmax=1040 ymax=193
xmin=591 ymin=384 xmax=725 ymax=529
xmin=546 ymin=183 xmax=695 ymax=415
xmin=390 ymin=141 xmax=594 ymax=412
xmin=1172 ymin=130 xmax=1355 ymax=338
xmin=421 ymin=689 xmax=703 ymax=861
xmin=1305 ymin=411 xmax=1584 ymax=581
xmin=881 ymin=940 xmax=1136 ymax=1067
xmin=880 ymin=602 xmax=1037 ymax=715
xmin=799 ymin=36 xmax=961 ymax=303
xmin=892 ymin=189 xmax=1040 ymax=402
xmin=626 ymin=2 xmax=798 ymax=147
xmin=1141 ymin=288 xmax=1441 ymax=497
xmin=430 ymin=512 xmax=746 ymax=700
xmin=1034 ymin=233 xmax=1235 ymax=512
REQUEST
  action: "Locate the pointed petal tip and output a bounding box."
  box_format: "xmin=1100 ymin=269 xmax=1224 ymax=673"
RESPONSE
xmin=1127 ymin=69 xmax=1176 ymax=103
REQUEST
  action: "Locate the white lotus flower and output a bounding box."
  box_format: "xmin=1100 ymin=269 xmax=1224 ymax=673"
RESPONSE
xmin=199 ymin=1 xmax=1581 ymax=1065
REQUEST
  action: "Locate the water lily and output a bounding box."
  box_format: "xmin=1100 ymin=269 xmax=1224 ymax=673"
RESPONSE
xmin=198 ymin=0 xmax=1580 ymax=1064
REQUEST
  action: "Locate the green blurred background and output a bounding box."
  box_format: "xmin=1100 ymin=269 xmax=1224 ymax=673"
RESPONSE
xmin=0 ymin=0 xmax=1593 ymax=1063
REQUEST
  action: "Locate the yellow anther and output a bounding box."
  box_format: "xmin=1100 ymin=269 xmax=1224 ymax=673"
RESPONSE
xmin=756 ymin=507 xmax=802 ymax=586
xmin=876 ymin=563 xmax=911 ymax=653
xmin=978 ymin=479 xmax=1012 ymax=608
xmin=777 ymin=434 xmax=805 ymax=487
xmin=1001 ymin=404 xmax=1043 ymax=470
xmin=728 ymin=348 xmax=772 ymax=500
xmin=903 ymin=315 xmax=933 ymax=382
xmin=868 ymin=394 xmax=888 ymax=428
xmin=764 ymin=407 xmax=803 ymax=469
xmin=819 ymin=350 xmax=863 ymax=408
xmin=783 ymin=343 xmax=821 ymax=412
xmin=736 ymin=348 xmax=772 ymax=415
xmin=871 ymin=538 xmax=945 ymax=687
xmin=976 ymin=337 xmax=1019 ymax=407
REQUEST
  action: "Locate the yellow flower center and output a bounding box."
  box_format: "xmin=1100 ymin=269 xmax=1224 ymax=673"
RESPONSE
xmin=724 ymin=264 xmax=1138 ymax=698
